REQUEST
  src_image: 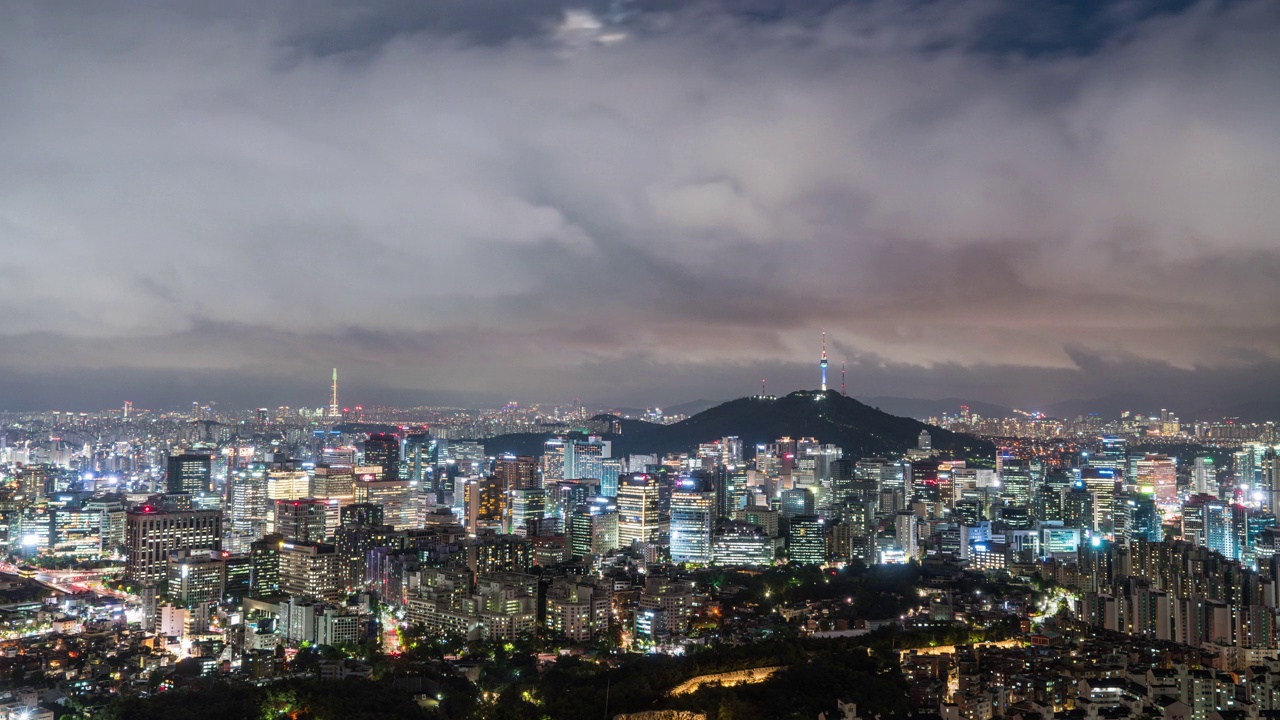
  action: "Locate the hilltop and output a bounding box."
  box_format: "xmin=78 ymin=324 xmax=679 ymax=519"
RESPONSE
xmin=483 ymin=390 xmax=993 ymax=461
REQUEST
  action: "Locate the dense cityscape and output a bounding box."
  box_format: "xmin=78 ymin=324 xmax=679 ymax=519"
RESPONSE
xmin=5 ymin=0 xmax=1279 ymax=719
xmin=0 ymin=356 xmax=1275 ymax=720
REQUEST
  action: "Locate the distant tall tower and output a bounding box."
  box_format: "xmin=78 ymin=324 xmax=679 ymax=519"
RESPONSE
xmin=328 ymin=368 xmax=339 ymax=419
xmin=819 ymin=332 xmax=829 ymax=391
xmin=841 ymin=361 xmax=846 ymax=396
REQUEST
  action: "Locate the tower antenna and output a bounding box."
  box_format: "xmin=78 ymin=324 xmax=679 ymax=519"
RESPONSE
xmin=841 ymin=361 xmax=846 ymax=397
xmin=761 ymin=378 xmax=766 ymax=396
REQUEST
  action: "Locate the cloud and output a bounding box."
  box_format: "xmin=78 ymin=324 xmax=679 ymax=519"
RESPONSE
xmin=0 ymin=0 xmax=1277 ymax=410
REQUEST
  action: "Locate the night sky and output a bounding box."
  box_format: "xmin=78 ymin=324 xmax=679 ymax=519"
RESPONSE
xmin=1 ymin=0 xmax=1277 ymax=414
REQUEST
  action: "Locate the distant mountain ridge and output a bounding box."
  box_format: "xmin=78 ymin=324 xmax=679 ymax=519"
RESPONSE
xmin=482 ymin=390 xmax=994 ymax=461
xmin=858 ymin=396 xmax=1014 ymax=421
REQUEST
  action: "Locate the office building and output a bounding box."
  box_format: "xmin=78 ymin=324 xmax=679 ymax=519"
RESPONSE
xmin=363 ymin=433 xmax=401 ymax=481
xmin=353 ymin=473 xmax=413 ymax=529
xmin=711 ymin=521 xmax=776 ymax=566
xmin=494 ymin=455 xmax=538 ymax=491
xmin=125 ymin=504 xmax=222 ymax=586
xmin=249 ymin=533 xmax=283 ymax=597
xmin=617 ymin=473 xmax=663 ymax=548
xmin=780 ymin=488 xmax=815 ymax=519
xmin=274 ymin=499 xmax=328 ymax=543
xmin=166 ymin=549 xmax=226 ymax=606
xmin=509 ymin=488 xmax=546 ymax=537
xmin=226 ymin=463 xmax=270 ymax=554
xmin=278 ymin=540 xmax=343 ymax=603
xmin=788 ymin=515 xmax=826 ymax=565
xmin=167 ymin=454 xmax=212 ymax=495
xmin=669 ymin=483 xmax=714 ymax=565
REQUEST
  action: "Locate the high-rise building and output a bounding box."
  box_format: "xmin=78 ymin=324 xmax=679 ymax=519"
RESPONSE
xmin=249 ymin=533 xmax=283 ymax=597
xmin=509 ymin=488 xmax=546 ymax=537
xmin=167 ymin=454 xmax=212 ymax=495
xmin=363 ymin=433 xmax=401 ymax=482
xmin=1114 ymin=492 xmax=1162 ymax=544
xmin=226 ymin=463 xmax=269 ymax=554
xmin=278 ymin=540 xmax=343 ymax=603
xmin=999 ymin=461 xmax=1033 ymax=509
xmin=601 ymin=458 xmax=623 ymax=498
xmin=1062 ymin=482 xmax=1094 ymax=529
xmin=266 ymin=469 xmax=311 ymax=503
xmin=617 ymin=473 xmax=662 ymax=548
xmin=274 ymin=499 xmax=328 ymax=543
xmin=1082 ymin=468 xmax=1118 ymax=534
xmin=312 ymin=465 xmax=354 ymax=498
xmin=1193 ymin=457 xmax=1217 ymax=497
xmin=1265 ymin=448 xmax=1280 ymax=514
xmin=353 ymin=471 xmax=412 ymax=529
xmin=788 ymin=515 xmax=826 ymax=565
xmin=464 ymin=476 xmax=504 ymax=533
xmin=1135 ymin=454 xmax=1177 ymax=506
xmin=895 ymin=512 xmax=919 ymax=559
xmin=710 ymin=521 xmax=776 ymax=566
xmin=1203 ymin=499 xmax=1236 ymax=560
xmin=565 ymin=439 xmax=605 ymax=481
xmin=166 ymin=549 xmax=226 ymax=607
xmin=669 ymin=481 xmax=714 ymax=565
xmin=567 ymin=504 xmax=619 ymax=559
xmin=780 ymin=488 xmax=815 ymax=519
xmin=541 ymin=438 xmax=567 ymax=483
xmin=340 ymin=503 xmax=384 ymax=528
xmin=125 ymin=504 xmax=222 ymax=586
xmin=334 ymin=504 xmax=398 ymax=590
xmin=494 ymin=455 xmax=539 ymax=491
xmin=405 ymin=433 xmax=435 ymax=486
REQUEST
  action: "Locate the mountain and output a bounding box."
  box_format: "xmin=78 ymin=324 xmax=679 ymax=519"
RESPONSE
xmin=483 ymin=390 xmax=994 ymax=461
xmin=603 ymin=399 xmax=721 ymax=419
xmin=858 ymin=396 xmax=1013 ymax=421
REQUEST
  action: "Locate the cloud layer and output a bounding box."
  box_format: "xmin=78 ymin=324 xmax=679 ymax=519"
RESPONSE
xmin=1 ymin=0 xmax=1278 ymax=412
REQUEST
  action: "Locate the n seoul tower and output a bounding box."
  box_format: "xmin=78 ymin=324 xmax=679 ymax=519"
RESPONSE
xmin=820 ymin=331 xmax=829 ymax=391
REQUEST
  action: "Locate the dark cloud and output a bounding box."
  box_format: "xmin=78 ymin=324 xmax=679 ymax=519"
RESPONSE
xmin=0 ymin=0 xmax=1278 ymax=412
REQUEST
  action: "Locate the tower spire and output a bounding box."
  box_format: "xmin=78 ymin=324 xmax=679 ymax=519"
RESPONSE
xmin=820 ymin=331 xmax=829 ymax=391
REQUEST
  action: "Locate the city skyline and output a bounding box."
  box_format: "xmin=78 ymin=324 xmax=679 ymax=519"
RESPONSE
xmin=2 ymin=1 xmax=1278 ymax=411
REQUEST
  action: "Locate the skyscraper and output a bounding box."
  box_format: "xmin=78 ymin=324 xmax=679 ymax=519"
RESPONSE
xmin=1193 ymin=457 xmax=1217 ymax=497
xmin=788 ymin=515 xmax=826 ymax=565
xmin=353 ymin=470 xmax=412 ymax=529
xmin=404 ymin=433 xmax=435 ymax=487
xmin=617 ymin=473 xmax=662 ymax=548
xmin=670 ymin=478 xmax=714 ymax=565
xmin=274 ymin=499 xmax=327 ymax=543
xmin=1135 ymin=454 xmax=1177 ymax=507
xmin=494 ymin=454 xmax=539 ymax=491
xmin=226 ymin=462 xmax=269 ymax=554
xmin=509 ymin=488 xmax=546 ymax=537
xmin=126 ymin=504 xmax=223 ymax=586
xmin=167 ymin=453 xmax=212 ymax=495
xmin=1082 ymin=468 xmax=1118 ymax=534
xmin=363 ymin=433 xmax=401 ymax=481
xmin=278 ymin=540 xmax=343 ymax=603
